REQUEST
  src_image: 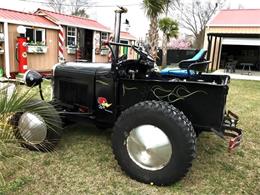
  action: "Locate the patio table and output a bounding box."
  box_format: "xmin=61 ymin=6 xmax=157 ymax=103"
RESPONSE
xmin=240 ymin=62 xmax=254 ymax=75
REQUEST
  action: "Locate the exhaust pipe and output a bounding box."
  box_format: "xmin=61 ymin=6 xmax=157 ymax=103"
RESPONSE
xmin=114 ymin=7 xmax=127 ymax=61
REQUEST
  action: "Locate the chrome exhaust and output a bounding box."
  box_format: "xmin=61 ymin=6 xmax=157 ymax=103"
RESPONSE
xmin=114 ymin=7 xmax=127 ymax=60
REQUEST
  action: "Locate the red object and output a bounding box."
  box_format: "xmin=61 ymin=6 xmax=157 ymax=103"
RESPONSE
xmin=0 ymin=8 xmax=57 ymax=29
xmin=36 ymin=9 xmax=111 ymax=32
xmin=17 ymin=37 xmax=28 ymax=73
xmin=98 ymin=97 xmax=108 ymax=104
xmin=209 ymin=9 xmax=260 ymax=26
xmin=58 ymin=26 xmax=64 ymax=61
xmin=76 ymin=48 xmax=81 ymax=60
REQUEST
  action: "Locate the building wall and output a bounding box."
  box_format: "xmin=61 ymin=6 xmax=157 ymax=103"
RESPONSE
xmin=62 ymin=26 xmax=76 ymax=62
xmin=95 ymin=54 xmax=109 ymax=63
xmin=94 ymin=46 xmax=136 ymax=63
xmin=8 ymin=24 xmax=59 ymax=73
xmin=208 ymin=36 xmax=222 ymax=71
xmin=204 ymin=26 xmax=260 ymax=71
xmin=61 ymin=27 xmax=136 ymax=63
xmin=206 ymin=26 xmax=260 ymax=34
xmin=127 ymin=47 xmax=136 ymax=59
xmin=0 ymin=23 xmax=4 ymax=73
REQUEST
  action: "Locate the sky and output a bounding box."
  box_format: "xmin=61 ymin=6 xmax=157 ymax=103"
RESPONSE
xmin=1 ymin=0 xmax=260 ymax=39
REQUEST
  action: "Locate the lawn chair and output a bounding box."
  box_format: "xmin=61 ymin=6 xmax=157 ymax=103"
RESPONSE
xmin=160 ymin=49 xmax=209 ymax=78
xmin=224 ymin=60 xmax=237 ymax=73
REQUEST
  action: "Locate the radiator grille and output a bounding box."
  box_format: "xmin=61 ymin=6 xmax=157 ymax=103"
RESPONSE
xmin=59 ymin=80 xmax=88 ymax=106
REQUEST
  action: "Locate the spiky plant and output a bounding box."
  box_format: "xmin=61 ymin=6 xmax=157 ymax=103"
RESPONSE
xmin=0 ymin=82 xmax=61 ymax=185
xmin=0 ymin=83 xmax=35 ymax=184
xmin=0 ymin=83 xmax=34 ymax=141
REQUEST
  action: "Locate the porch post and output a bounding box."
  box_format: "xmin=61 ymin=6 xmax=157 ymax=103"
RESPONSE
xmin=216 ymin=36 xmax=222 ymax=70
xmin=211 ymin=36 xmax=217 ymax=72
xmin=206 ymin=35 xmax=212 ymax=72
xmin=4 ymin=22 xmax=10 ymax=78
xmin=58 ymin=25 xmax=65 ymax=62
xmin=92 ymin=31 xmax=96 ymax=63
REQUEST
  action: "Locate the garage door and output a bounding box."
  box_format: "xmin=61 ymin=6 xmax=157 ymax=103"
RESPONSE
xmin=222 ymin=37 xmax=260 ymax=46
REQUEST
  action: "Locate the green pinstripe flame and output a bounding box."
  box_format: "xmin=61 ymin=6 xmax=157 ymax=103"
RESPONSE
xmin=151 ymin=85 xmax=208 ymax=103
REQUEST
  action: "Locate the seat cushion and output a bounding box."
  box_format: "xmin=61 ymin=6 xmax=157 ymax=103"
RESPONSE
xmin=160 ymin=68 xmax=195 ymax=77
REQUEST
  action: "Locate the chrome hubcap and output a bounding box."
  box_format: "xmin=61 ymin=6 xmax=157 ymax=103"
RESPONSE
xmin=18 ymin=112 xmax=47 ymax=145
xmin=126 ymin=125 xmax=172 ymax=171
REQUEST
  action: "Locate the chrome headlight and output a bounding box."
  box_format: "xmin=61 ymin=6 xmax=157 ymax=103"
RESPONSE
xmin=24 ymin=70 xmax=43 ymax=87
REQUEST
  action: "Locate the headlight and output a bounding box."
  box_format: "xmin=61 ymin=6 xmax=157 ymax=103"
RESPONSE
xmin=24 ymin=70 xmax=43 ymax=87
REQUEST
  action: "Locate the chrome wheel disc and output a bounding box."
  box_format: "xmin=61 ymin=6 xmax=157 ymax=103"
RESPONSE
xmin=126 ymin=125 xmax=172 ymax=171
xmin=18 ymin=112 xmax=47 ymax=145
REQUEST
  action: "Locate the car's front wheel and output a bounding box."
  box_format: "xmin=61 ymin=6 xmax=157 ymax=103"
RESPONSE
xmin=10 ymin=100 xmax=62 ymax=152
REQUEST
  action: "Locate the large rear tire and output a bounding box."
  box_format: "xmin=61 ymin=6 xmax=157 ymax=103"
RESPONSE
xmin=112 ymin=101 xmax=196 ymax=185
xmin=10 ymin=100 xmax=62 ymax=152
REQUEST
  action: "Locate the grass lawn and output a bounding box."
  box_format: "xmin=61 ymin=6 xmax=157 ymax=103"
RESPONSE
xmin=0 ymin=80 xmax=259 ymax=194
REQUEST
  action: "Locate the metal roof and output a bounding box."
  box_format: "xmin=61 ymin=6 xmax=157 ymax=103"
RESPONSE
xmin=120 ymin=31 xmax=137 ymax=40
xmin=208 ymin=9 xmax=260 ymax=27
xmin=36 ymin=9 xmax=111 ymax=32
xmin=0 ymin=8 xmax=58 ymax=29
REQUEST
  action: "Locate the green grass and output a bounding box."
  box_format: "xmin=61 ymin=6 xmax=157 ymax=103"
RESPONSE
xmin=0 ymin=80 xmax=259 ymax=194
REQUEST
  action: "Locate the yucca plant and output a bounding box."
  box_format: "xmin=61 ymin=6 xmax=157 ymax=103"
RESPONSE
xmin=0 ymin=81 xmax=62 ymax=184
xmin=0 ymin=82 xmax=35 ymax=185
xmin=0 ymin=83 xmax=33 ymax=142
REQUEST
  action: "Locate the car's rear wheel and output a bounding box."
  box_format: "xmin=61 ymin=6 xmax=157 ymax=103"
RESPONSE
xmin=10 ymin=100 xmax=62 ymax=152
xmin=112 ymin=101 xmax=196 ymax=185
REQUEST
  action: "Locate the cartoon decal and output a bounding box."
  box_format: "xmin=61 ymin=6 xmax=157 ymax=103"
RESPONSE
xmin=97 ymin=97 xmax=112 ymax=113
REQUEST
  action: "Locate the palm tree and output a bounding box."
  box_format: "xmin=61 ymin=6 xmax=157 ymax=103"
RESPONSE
xmin=142 ymin=0 xmax=166 ymax=60
xmin=159 ymin=17 xmax=179 ymax=66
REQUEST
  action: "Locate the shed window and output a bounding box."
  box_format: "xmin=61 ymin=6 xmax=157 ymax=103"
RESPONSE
xmin=36 ymin=29 xmax=45 ymax=42
xmin=67 ymin=27 xmax=77 ymax=47
xmin=26 ymin=28 xmax=46 ymax=45
xmin=26 ymin=28 xmax=34 ymax=42
xmin=101 ymin=32 xmax=108 ymax=41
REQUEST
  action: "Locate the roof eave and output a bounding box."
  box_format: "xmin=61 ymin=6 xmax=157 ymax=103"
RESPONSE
xmin=121 ymin=36 xmax=136 ymax=41
xmin=60 ymin=22 xmax=111 ymax=32
xmin=0 ymin=18 xmax=59 ymax=30
xmin=207 ymin=24 xmax=260 ymax=27
xmin=35 ymin=9 xmax=61 ymax=26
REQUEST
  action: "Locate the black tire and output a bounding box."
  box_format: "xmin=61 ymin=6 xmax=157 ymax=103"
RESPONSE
xmin=10 ymin=99 xmax=62 ymax=152
xmin=112 ymin=101 xmax=196 ymax=186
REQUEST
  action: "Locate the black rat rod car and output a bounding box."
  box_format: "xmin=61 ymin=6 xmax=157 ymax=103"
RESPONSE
xmin=12 ymin=7 xmax=242 ymax=186
xmin=13 ymin=41 xmax=242 ymax=186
